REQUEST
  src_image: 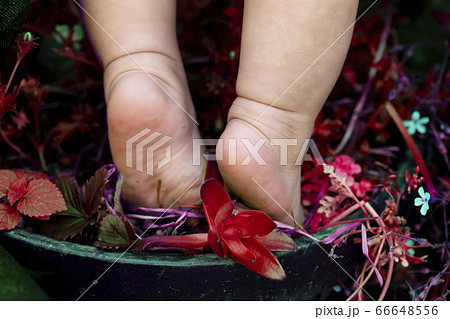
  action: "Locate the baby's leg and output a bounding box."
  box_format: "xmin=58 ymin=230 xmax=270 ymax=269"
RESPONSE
xmin=219 ymin=0 xmax=358 ymax=225
xmin=83 ymin=1 xmax=205 ymax=207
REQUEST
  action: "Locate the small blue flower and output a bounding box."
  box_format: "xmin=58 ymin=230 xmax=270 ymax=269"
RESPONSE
xmin=414 ymin=186 xmax=430 ymax=216
xmin=403 ymin=111 xmax=429 ymax=135
xmin=332 ymin=285 xmax=342 ymax=293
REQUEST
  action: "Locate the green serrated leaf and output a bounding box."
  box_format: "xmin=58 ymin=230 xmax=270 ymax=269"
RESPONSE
xmin=55 ymin=203 xmax=85 ymax=218
xmin=39 ymin=214 xmax=90 ymax=241
xmin=97 ymin=215 xmax=137 ymax=247
xmin=113 ymin=174 xmax=124 ymax=214
xmin=81 ymin=169 xmax=108 ymax=217
xmin=53 ymin=176 xmax=85 ymax=215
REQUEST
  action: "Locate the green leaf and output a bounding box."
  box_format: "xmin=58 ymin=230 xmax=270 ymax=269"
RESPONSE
xmin=72 ymin=24 xmax=84 ymax=42
xmin=81 ymin=169 xmax=108 ymax=217
xmin=113 ymin=174 xmax=124 ymax=214
xmin=73 ymin=42 xmax=81 ymax=52
xmin=39 ymin=204 xmax=90 ymax=240
xmin=54 ymin=24 xmax=70 ymax=39
xmin=56 ymin=202 xmax=86 ymax=218
xmin=39 ymin=177 xmax=92 ymax=240
xmin=97 ymin=215 xmax=137 ymax=248
xmin=53 ymin=176 xmax=85 ymax=215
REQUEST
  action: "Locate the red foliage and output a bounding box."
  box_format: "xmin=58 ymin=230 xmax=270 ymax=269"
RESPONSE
xmin=0 ymin=169 xmax=66 ymax=230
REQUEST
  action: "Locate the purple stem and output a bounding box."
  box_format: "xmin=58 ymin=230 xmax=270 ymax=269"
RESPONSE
xmin=172 ymin=212 xmax=188 ymax=235
xmin=428 ymin=40 xmax=449 ymax=99
xmin=361 ymin=223 xmax=384 ymax=286
xmin=130 ymin=207 xmax=204 ymax=218
xmin=443 ymin=200 xmax=449 ymax=246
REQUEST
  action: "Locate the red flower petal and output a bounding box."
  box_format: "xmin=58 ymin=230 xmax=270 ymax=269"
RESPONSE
xmin=208 ymin=230 xmax=227 ymax=257
xmin=201 ymin=179 xmax=231 ymax=228
xmin=232 ymin=237 xmax=286 ymax=281
xmin=0 ymin=170 xmax=17 ymax=199
xmin=0 ymin=203 xmax=21 ymax=230
xmin=142 ymin=233 xmax=208 ymax=249
xmin=7 ymin=176 xmax=27 ymax=205
xmin=223 ymin=211 xmax=276 ymax=238
xmin=222 ymin=215 xmax=252 ymax=237
xmin=221 ymin=236 xmax=256 ymax=262
xmin=405 ymin=254 xmax=427 ymax=264
xmin=255 ymin=230 xmax=298 ymax=252
xmin=214 ymin=200 xmax=234 ymax=233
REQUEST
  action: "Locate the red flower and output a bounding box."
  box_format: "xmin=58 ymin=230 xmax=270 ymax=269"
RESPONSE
xmin=352 ymin=178 xmax=373 ymax=198
xmin=330 ymin=155 xmax=362 ymax=186
xmin=143 ymin=179 xmax=297 ymax=280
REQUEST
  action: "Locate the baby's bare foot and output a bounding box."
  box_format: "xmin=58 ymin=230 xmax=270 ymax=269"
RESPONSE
xmin=105 ymin=53 xmax=205 ymax=208
xmin=218 ymin=97 xmax=315 ymax=226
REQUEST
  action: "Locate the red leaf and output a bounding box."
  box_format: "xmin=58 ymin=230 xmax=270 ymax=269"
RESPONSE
xmin=0 ymin=86 xmax=20 ymax=118
xmin=201 ymin=179 xmax=231 ymax=228
xmin=16 ymin=179 xmax=67 ymax=217
xmin=255 ymin=230 xmax=298 ymax=252
xmin=7 ymin=176 xmax=27 ymax=205
xmin=0 ymin=169 xmax=17 ymax=199
xmin=81 ymin=169 xmax=108 ymax=216
xmin=142 ymin=233 xmax=208 ymax=250
xmin=233 ymin=237 xmax=286 ymax=281
xmin=16 ymin=169 xmax=48 ymax=181
xmin=0 ymin=203 xmax=21 ymax=230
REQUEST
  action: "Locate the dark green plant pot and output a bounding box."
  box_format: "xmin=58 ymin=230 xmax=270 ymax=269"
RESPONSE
xmin=0 ymin=227 xmax=361 ymax=300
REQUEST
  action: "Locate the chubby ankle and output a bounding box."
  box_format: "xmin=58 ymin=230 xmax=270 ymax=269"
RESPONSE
xmin=103 ymin=51 xmax=188 ymax=102
xmin=227 ymin=96 xmax=315 ymax=143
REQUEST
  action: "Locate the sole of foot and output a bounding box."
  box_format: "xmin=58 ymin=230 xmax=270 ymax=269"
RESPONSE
xmin=105 ymin=53 xmax=205 ymax=208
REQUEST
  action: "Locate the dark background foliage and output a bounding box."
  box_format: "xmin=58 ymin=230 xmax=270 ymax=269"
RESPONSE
xmin=0 ymin=0 xmax=449 ymax=300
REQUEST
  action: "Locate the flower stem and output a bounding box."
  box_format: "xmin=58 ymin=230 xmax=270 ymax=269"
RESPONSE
xmin=327 ymin=202 xmax=361 ymax=225
xmin=384 ymin=101 xmax=437 ymax=193
xmin=4 ymin=58 xmax=21 ymax=94
xmin=378 ymin=254 xmax=394 ymax=301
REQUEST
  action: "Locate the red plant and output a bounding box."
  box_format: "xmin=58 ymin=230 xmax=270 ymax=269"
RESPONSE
xmin=0 ymin=169 xmax=66 ymax=230
xmin=143 ymin=178 xmax=297 ymax=280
